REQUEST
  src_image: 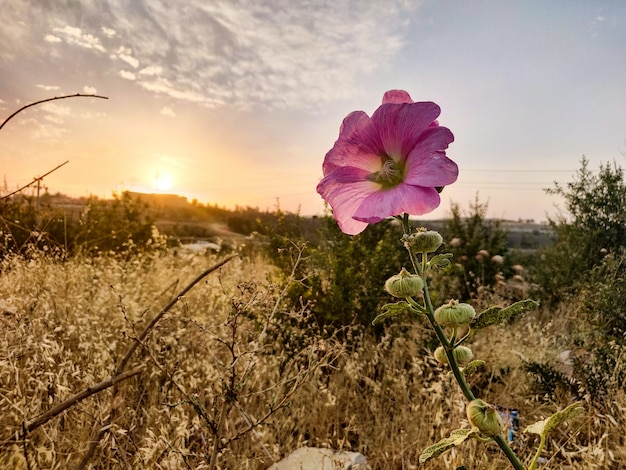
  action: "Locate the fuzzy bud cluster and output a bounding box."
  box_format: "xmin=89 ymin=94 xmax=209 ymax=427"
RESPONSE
xmin=434 ymin=300 xmax=476 ymax=328
xmin=466 ymin=399 xmax=503 ymax=436
xmin=384 ymin=267 xmax=424 ymax=298
xmin=402 ymin=228 xmax=443 ymax=253
xmin=433 ymin=345 xmax=473 ymax=365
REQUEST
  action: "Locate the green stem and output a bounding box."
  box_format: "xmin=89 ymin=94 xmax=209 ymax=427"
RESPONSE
xmin=400 ymin=216 xmax=526 ymax=470
xmin=527 ymin=435 xmax=545 ymax=470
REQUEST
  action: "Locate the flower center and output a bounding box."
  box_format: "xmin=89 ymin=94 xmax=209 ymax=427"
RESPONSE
xmin=369 ymin=155 xmax=405 ymax=188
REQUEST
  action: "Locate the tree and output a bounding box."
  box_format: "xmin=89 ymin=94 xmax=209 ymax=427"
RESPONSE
xmin=534 ymin=157 xmax=626 ymax=303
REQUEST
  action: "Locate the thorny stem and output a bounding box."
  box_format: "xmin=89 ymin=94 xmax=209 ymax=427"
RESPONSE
xmin=400 ymin=216 xmax=525 ymax=470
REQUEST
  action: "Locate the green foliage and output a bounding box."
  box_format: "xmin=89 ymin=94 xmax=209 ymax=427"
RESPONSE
xmin=434 ymin=196 xmax=508 ymax=301
xmin=419 ymin=428 xmax=477 ymax=463
xmin=307 ymin=217 xmax=412 ymax=326
xmin=524 ymin=159 xmax=625 ymax=404
xmin=533 ymin=158 xmax=626 ymax=303
xmin=524 ymin=360 xmax=579 ymax=401
xmin=524 ymin=401 xmax=584 ymax=438
xmin=260 ymin=212 xmax=411 ymax=327
xmin=372 ymin=301 xmax=415 ymax=325
xmin=571 ymin=252 xmax=626 ymax=401
xmin=471 ymin=300 xmax=540 ymax=330
xmin=0 ymin=190 xmax=164 ymax=257
xmin=524 ymin=253 xmax=626 ymax=403
xmin=74 ymin=192 xmax=164 ymax=254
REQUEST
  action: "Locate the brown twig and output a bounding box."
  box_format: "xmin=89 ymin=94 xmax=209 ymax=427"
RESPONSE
xmin=77 ymin=254 xmax=237 ymax=469
xmin=23 ymin=365 xmax=146 ymax=434
xmin=1 ymin=161 xmax=69 ymax=200
xmin=0 ymin=93 xmax=108 ymax=132
xmin=115 ymin=254 xmax=238 ymax=376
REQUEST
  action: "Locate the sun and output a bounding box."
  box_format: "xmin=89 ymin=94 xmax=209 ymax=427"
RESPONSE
xmin=152 ymin=170 xmax=173 ymax=192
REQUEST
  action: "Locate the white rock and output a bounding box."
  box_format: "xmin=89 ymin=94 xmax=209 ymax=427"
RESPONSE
xmin=268 ymin=447 xmax=370 ymax=470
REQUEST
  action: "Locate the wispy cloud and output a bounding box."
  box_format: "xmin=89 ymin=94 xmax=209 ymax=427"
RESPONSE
xmin=36 ymin=84 xmax=61 ymax=91
xmin=51 ymin=25 xmax=106 ymax=53
xmin=160 ymin=106 xmax=176 ymax=117
xmin=2 ymin=0 xmax=417 ymax=110
xmin=119 ymin=70 xmax=137 ymax=81
xmin=44 ymin=34 xmax=62 ymax=43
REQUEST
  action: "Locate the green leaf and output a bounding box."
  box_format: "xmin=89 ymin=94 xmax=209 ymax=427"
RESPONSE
xmin=524 ymin=401 xmax=584 ymax=438
xmin=471 ymin=299 xmax=540 ymax=330
xmin=419 ymin=428 xmax=477 ymax=463
xmin=372 ymin=301 xmax=413 ymax=325
xmin=463 ymin=359 xmax=486 ymax=377
xmin=428 ymin=253 xmax=453 ymax=269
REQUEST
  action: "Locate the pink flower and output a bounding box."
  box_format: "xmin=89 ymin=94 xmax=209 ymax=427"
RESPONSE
xmin=317 ymin=90 xmax=458 ymax=235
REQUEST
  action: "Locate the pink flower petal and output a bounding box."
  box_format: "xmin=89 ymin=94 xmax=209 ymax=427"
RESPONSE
xmin=322 ymin=111 xmax=382 ymax=175
xmin=317 ymin=175 xmax=379 ymax=235
xmin=352 ymin=184 xmax=441 ymax=223
xmin=404 ymin=126 xmax=458 ymax=186
xmin=317 ymin=166 xmax=371 ymax=188
xmin=371 ymin=101 xmax=441 ymax=160
xmin=382 ymin=90 xmax=413 ymax=104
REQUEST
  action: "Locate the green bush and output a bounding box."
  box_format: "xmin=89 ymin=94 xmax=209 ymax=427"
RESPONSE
xmin=573 ymin=252 xmax=626 ymax=401
xmin=0 ymin=191 xmax=164 ymax=258
xmin=259 ymin=210 xmax=411 ymax=327
xmin=525 ymin=158 xmax=626 ymax=404
xmin=532 ymin=158 xmax=626 ymax=304
xmin=434 ymin=197 xmax=508 ymax=302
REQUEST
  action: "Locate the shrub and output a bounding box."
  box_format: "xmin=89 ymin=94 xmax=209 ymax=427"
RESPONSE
xmin=532 ymin=158 xmax=626 ymax=304
xmin=434 ymin=196 xmax=508 ymax=302
xmin=0 ymin=190 xmax=165 ymax=258
xmin=572 ymin=252 xmax=626 ymax=401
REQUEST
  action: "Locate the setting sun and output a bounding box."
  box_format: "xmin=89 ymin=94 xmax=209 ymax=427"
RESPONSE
xmin=152 ymin=170 xmax=173 ymax=192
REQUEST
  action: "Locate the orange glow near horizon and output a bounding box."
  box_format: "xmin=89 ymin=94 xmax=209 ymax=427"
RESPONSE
xmin=151 ymin=169 xmax=173 ymax=193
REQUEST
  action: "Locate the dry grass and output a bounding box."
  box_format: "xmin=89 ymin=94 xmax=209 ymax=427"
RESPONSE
xmin=0 ymin=250 xmax=624 ymax=469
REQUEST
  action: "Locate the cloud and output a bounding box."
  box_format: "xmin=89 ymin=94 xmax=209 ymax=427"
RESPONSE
xmin=119 ymin=70 xmax=137 ymax=80
xmin=83 ymin=86 xmax=98 ymax=94
xmin=41 ymin=102 xmax=72 ymax=117
xmin=36 ymin=84 xmax=61 ymax=91
xmin=138 ymin=76 xmax=217 ymax=104
xmin=114 ymin=46 xmax=140 ymax=68
xmin=52 ymin=25 xmax=106 ymax=52
xmin=32 ymin=124 xmax=69 ymax=141
xmin=44 ymin=114 xmax=65 ymax=125
xmin=101 ymin=27 xmax=116 ymax=38
xmin=139 ymin=65 xmax=163 ymax=76
xmin=44 ymin=34 xmax=62 ymax=43
xmin=160 ymin=106 xmax=176 ymax=117
xmin=10 ymin=0 xmax=417 ymax=110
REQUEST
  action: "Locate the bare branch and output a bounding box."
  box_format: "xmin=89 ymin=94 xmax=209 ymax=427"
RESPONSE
xmin=0 ymin=94 xmax=108 ymax=132
xmin=115 ymin=254 xmax=238 ymax=376
xmin=24 ymin=365 xmax=145 ymax=434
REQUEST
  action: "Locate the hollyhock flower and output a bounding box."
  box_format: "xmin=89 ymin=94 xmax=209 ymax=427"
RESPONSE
xmin=317 ymin=90 xmax=458 ymax=235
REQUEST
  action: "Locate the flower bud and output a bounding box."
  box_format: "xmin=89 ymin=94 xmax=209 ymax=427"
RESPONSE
xmin=433 ymin=346 xmax=448 ymax=364
xmin=384 ymin=267 xmax=424 ymax=298
xmin=402 ymin=228 xmax=443 ymax=253
xmin=466 ymin=399 xmax=503 ymax=436
xmin=434 ymin=300 xmax=476 ymax=328
xmin=434 ymin=345 xmax=474 ymax=365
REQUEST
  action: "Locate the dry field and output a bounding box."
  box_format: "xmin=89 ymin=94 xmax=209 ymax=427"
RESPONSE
xmin=0 ymin=250 xmax=624 ymax=469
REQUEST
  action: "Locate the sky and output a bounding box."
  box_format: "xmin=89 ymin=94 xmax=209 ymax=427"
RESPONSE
xmin=1 ymin=0 xmax=625 ymax=222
